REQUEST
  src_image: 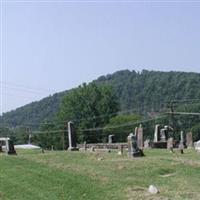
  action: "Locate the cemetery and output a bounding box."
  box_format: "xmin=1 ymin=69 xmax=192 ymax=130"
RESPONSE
xmin=1 ymin=121 xmax=200 ymax=200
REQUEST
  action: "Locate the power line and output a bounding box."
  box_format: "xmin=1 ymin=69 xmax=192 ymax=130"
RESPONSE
xmin=166 ymin=112 xmax=200 ymax=116
xmin=1 ymin=98 xmax=200 ymax=128
xmin=165 ymin=98 xmax=200 ymax=103
xmin=0 ymin=81 xmax=55 ymax=94
xmin=0 ymin=107 xmax=145 ymax=127
xmin=2 ymin=85 xmax=53 ymax=95
xmin=2 ymin=91 xmax=40 ymax=99
xmin=79 ymin=114 xmax=166 ymax=132
xmin=32 ymin=129 xmax=67 ymax=134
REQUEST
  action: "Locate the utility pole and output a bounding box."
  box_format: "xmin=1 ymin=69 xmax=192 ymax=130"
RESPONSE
xmin=165 ymin=101 xmax=178 ymax=135
xmin=27 ymin=127 xmax=32 ymax=144
xmin=63 ymin=122 xmax=68 ymax=150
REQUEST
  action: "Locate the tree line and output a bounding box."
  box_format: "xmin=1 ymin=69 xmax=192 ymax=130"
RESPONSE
xmin=1 ymin=70 xmax=200 ymax=149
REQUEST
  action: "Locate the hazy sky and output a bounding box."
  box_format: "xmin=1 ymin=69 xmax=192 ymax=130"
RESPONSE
xmin=1 ymin=1 xmax=200 ymax=113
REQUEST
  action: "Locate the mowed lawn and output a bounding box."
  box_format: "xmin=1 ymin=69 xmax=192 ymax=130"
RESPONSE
xmin=0 ymin=149 xmax=200 ymax=200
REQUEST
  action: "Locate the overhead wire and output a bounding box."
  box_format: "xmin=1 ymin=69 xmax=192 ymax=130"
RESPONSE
xmin=0 ymin=81 xmax=55 ymax=94
xmin=1 ymin=98 xmax=200 ymax=128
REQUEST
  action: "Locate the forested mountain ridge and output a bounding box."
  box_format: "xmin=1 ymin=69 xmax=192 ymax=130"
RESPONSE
xmin=1 ymin=91 xmax=68 ymax=128
xmin=95 ymin=70 xmax=200 ymax=112
xmin=1 ymin=70 xmax=200 ymax=129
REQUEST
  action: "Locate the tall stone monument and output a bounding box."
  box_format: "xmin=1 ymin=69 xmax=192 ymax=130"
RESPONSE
xmin=127 ymin=133 xmax=144 ymax=157
xmin=179 ymin=131 xmax=184 ymax=154
xmin=68 ymin=121 xmax=79 ymax=151
xmin=154 ymin=125 xmax=160 ymax=142
xmin=186 ymin=132 xmax=193 ymax=148
xmin=137 ymin=124 xmax=144 ymax=149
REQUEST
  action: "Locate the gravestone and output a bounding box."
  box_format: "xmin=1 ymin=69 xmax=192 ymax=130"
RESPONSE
xmin=154 ymin=124 xmax=160 ymax=142
xmin=83 ymin=141 xmax=87 ymax=151
xmin=90 ymin=146 xmax=95 ymax=152
xmin=135 ymin=127 xmax=138 ymax=136
xmin=167 ymin=138 xmax=174 ymax=152
xmin=194 ymin=140 xmax=200 ymax=152
xmin=68 ymin=121 xmax=79 ymax=151
xmin=127 ymin=133 xmax=144 ymax=157
xmin=160 ymin=129 xmax=167 ymax=142
xmin=118 ymin=144 xmax=123 ymax=155
xmin=186 ymin=132 xmax=193 ymax=148
xmin=0 ymin=138 xmax=16 ymax=155
xmin=180 ymin=131 xmax=184 ymax=143
xmin=137 ymin=125 xmax=144 ymax=149
xmin=178 ymin=131 xmax=184 ymax=153
xmin=8 ymin=140 xmax=16 ymax=155
xmin=108 ymin=135 xmax=114 ymax=144
xmin=144 ymin=139 xmax=151 ymax=149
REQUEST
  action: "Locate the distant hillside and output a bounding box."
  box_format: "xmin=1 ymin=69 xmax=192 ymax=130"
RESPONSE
xmin=0 ymin=91 xmax=68 ymax=129
xmin=1 ymin=70 xmax=200 ymax=128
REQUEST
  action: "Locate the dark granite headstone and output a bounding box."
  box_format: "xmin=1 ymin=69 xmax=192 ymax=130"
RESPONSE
xmin=8 ymin=140 xmax=17 ymax=155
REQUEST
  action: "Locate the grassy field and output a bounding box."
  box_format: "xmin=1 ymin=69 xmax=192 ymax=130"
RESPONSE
xmin=0 ymin=149 xmax=200 ymax=200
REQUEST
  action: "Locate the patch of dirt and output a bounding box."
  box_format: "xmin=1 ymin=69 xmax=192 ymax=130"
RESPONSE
xmin=126 ymin=187 xmax=169 ymax=200
xmin=171 ymin=158 xmax=200 ymax=168
xmin=117 ymin=164 xmax=126 ymax=170
xmin=159 ymin=173 xmax=176 ymax=178
xmin=0 ymin=192 xmax=5 ymax=198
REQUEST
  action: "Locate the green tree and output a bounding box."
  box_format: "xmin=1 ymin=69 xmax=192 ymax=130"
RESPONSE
xmin=58 ymin=83 xmax=119 ymax=143
xmin=103 ymin=114 xmax=142 ymax=142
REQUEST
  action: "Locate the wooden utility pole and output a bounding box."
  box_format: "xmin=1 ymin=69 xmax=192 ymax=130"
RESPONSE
xmin=165 ymin=101 xmax=178 ymax=135
xmin=63 ymin=122 xmax=68 ymax=150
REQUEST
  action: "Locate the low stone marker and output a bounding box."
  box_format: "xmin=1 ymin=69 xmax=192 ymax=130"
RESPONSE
xmin=160 ymin=129 xmax=167 ymax=142
xmin=0 ymin=138 xmax=16 ymax=155
xmin=118 ymin=144 xmax=123 ymax=155
xmin=167 ymin=138 xmax=174 ymax=153
xmin=148 ymin=185 xmax=159 ymax=194
xmin=108 ymin=135 xmax=114 ymax=144
xmin=144 ymin=139 xmax=151 ymax=149
xmin=194 ymin=140 xmax=200 ymax=152
xmin=90 ymin=146 xmax=95 ymax=152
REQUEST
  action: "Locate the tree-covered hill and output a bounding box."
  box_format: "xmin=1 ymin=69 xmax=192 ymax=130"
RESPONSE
xmin=1 ymin=70 xmax=200 ymax=129
xmin=95 ymin=70 xmax=200 ymax=113
xmin=0 ymin=91 xmax=68 ymax=129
